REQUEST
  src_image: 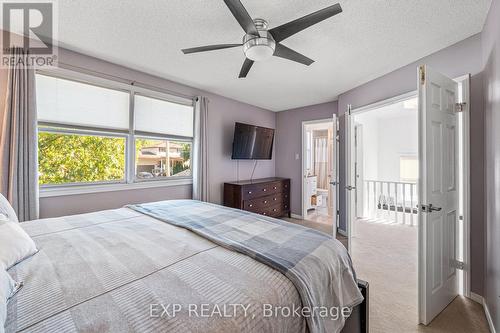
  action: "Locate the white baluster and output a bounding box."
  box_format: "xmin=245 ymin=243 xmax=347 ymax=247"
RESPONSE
xmin=402 ymin=183 xmax=407 ymax=225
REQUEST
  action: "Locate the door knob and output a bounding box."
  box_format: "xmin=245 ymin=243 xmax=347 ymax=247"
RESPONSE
xmin=345 ymin=185 xmax=356 ymax=191
xmin=419 ymin=204 xmax=442 ymax=213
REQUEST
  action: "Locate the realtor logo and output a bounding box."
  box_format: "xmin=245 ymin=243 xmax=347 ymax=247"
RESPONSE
xmin=1 ymin=0 xmax=58 ymax=67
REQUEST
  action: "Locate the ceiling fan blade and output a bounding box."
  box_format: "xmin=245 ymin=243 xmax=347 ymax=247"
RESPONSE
xmin=182 ymin=44 xmax=242 ymax=54
xmin=223 ymin=0 xmax=259 ymax=36
xmin=239 ymin=58 xmax=254 ymax=78
xmin=269 ymin=3 xmax=342 ymax=42
xmin=273 ymin=43 xmax=314 ymax=66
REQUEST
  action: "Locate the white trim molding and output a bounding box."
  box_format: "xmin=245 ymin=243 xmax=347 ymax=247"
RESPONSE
xmin=470 ymin=292 xmax=484 ymax=304
xmin=39 ymin=178 xmax=193 ymax=197
xmin=484 ymin=301 xmax=497 ymax=333
xmin=470 ymin=293 xmax=497 ymax=333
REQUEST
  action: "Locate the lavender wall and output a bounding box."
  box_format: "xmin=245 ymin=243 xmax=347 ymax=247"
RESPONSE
xmin=481 ymin=0 xmax=500 ymax=329
xmin=275 ymin=102 xmax=338 ymax=216
xmin=39 ymin=47 xmax=276 ymax=218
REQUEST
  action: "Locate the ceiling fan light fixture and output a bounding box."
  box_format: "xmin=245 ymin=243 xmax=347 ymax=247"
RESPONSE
xmin=244 ymin=43 xmax=275 ymax=61
xmin=182 ymin=2 xmax=343 ymax=77
xmin=243 ymin=30 xmax=275 ymax=62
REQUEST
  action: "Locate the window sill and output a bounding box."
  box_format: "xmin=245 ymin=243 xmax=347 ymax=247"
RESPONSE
xmin=39 ymin=178 xmax=193 ymax=198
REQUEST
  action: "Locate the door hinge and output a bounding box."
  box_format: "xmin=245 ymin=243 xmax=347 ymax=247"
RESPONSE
xmin=455 ymin=260 xmax=465 ymax=270
xmin=455 ymin=102 xmax=466 ymax=112
xmin=419 ymin=66 xmax=425 ymax=85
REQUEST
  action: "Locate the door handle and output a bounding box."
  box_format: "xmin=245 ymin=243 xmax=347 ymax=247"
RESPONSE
xmin=419 ymin=204 xmax=442 ymax=213
xmin=330 ymin=181 xmax=337 ymax=186
xmin=345 ymin=185 xmax=356 ymax=191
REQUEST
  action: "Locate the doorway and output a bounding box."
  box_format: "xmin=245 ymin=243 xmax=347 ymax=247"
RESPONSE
xmin=301 ymin=117 xmax=338 ymax=234
xmin=344 ymin=69 xmax=471 ymax=330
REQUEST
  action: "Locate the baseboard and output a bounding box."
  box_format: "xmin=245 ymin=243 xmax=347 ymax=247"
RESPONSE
xmin=470 ymin=292 xmax=496 ymax=333
xmin=484 ymin=300 xmax=497 ymax=333
xmin=337 ymin=229 xmax=348 ymax=237
xmin=290 ymin=213 xmax=303 ymax=219
xmin=470 ymin=292 xmax=483 ymax=304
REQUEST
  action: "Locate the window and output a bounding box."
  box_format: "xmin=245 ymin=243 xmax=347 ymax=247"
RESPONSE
xmin=38 ymin=131 xmax=126 ymax=185
xmin=400 ymin=156 xmax=418 ymax=182
xmin=135 ymin=138 xmax=191 ymax=179
xmin=36 ymin=73 xmax=194 ymax=188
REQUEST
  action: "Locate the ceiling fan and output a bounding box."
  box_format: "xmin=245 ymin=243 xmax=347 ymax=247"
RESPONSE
xmin=181 ymin=0 xmax=342 ymax=78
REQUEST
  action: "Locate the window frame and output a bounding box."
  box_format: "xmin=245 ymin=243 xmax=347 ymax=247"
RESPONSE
xmin=36 ymin=69 xmax=195 ymax=196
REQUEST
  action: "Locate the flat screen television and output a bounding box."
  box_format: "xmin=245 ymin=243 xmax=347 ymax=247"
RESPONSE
xmin=231 ymin=122 xmax=274 ymax=160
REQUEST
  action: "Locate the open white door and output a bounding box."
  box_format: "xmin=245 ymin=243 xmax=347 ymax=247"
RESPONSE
xmin=345 ymin=106 xmax=356 ymax=251
xmin=418 ymin=65 xmax=459 ymax=324
xmin=329 ymin=114 xmax=339 ymax=234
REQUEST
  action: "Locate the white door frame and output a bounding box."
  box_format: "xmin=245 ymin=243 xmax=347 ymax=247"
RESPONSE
xmin=344 ymin=78 xmax=471 ymax=304
xmin=301 ymin=117 xmax=338 ymax=225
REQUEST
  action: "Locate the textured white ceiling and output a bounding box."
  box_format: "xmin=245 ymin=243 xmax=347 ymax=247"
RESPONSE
xmin=56 ymin=0 xmax=491 ymax=111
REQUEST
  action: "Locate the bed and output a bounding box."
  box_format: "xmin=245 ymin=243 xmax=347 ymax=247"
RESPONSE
xmin=5 ymin=200 xmax=368 ymax=333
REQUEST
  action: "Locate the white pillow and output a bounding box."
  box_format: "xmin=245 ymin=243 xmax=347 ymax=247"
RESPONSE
xmin=0 ymin=220 xmax=38 ymax=269
xmin=1 ymin=268 xmax=21 ymax=333
xmin=0 ymin=194 xmax=18 ymax=223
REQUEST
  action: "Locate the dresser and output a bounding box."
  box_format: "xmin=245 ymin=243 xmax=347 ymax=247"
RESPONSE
xmin=223 ymin=177 xmax=291 ymax=218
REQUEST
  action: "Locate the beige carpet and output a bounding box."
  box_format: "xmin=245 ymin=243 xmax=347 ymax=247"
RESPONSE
xmin=284 ymin=217 xmax=490 ymax=333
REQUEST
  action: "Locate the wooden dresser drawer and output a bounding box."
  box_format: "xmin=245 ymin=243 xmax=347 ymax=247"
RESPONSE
xmin=242 ymin=184 xmax=272 ymax=200
xmin=243 ymin=193 xmax=283 ymax=211
xmin=255 ymin=203 xmax=283 ymax=218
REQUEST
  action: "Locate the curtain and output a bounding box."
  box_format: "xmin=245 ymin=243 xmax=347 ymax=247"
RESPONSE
xmin=314 ymin=136 xmax=328 ymax=190
xmin=0 ymin=48 xmax=39 ymax=221
xmin=192 ymin=96 xmax=209 ymax=201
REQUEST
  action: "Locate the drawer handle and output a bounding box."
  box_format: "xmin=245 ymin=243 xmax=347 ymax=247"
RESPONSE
xmin=248 ymin=191 xmax=252 ymax=194
xmin=273 ymin=209 xmax=277 ymax=212
xmin=263 ymin=188 xmax=267 ymax=192
xmin=249 ymin=204 xmax=253 ymax=207
xmin=263 ymin=212 xmax=267 ymax=215
xmin=264 ymin=200 xmax=268 ymax=204
xmin=273 ymin=197 xmax=277 ymax=201
xmin=273 ymin=186 xmax=277 ymax=190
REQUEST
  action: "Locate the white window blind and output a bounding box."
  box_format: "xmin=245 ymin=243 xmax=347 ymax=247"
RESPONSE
xmin=36 ymin=75 xmax=130 ymax=130
xmin=134 ymin=95 xmax=193 ymax=138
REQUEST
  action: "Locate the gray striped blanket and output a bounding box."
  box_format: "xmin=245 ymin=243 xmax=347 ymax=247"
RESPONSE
xmin=8 ymin=206 xmax=306 ymax=333
xmin=128 ymin=200 xmax=363 ymax=333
